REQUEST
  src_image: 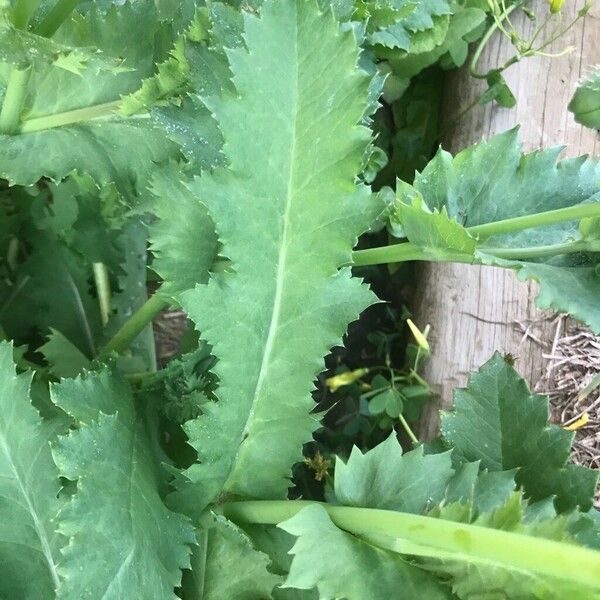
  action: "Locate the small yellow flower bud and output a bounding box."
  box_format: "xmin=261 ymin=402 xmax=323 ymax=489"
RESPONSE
xmin=548 ymin=0 xmax=566 ymax=14
xmin=406 ymin=319 xmax=430 ymax=353
xmin=325 ymin=368 xmax=369 ymax=392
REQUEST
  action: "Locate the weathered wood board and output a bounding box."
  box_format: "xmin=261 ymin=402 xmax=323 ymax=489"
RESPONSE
xmin=417 ymin=0 xmax=600 ymax=439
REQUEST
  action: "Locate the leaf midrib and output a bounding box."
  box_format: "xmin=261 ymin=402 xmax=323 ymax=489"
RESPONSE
xmin=224 ymin=10 xmax=300 ymax=492
xmin=0 ymin=430 xmax=60 ymax=589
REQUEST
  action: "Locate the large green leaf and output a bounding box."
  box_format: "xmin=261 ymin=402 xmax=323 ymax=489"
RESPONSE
xmin=426 ymin=493 xmax=600 ymax=599
xmin=185 ymin=514 xmax=282 ymax=600
xmin=1 ymin=236 xmax=102 ymax=356
xmin=149 ymin=165 xmax=218 ymax=299
xmin=441 ymin=353 xmax=598 ymax=512
xmin=387 ymin=7 xmax=486 ymax=79
xmin=274 ymin=422 xmax=598 ymax=599
xmin=0 ymin=3 xmax=225 ymax=195
xmin=0 ymin=178 xmax=154 ymax=362
xmin=333 ymin=433 xmax=454 ymax=513
xmin=569 ymin=67 xmax=600 ymax=129
xmin=390 ymin=129 xmax=600 ymax=332
xmin=171 ymin=0 xmax=379 ymax=512
xmin=51 ymin=370 xmax=196 ymax=598
xmin=0 ymin=7 xmax=89 ymax=70
xmin=279 ymin=504 xmax=451 ymax=599
xmin=39 ymin=328 xmax=91 ymax=378
xmin=0 ymin=342 xmax=63 ymax=599
xmin=364 ymin=0 xmax=452 ymax=53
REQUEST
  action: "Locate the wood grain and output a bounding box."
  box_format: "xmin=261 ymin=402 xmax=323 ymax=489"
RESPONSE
xmin=416 ymin=0 xmax=600 ymax=439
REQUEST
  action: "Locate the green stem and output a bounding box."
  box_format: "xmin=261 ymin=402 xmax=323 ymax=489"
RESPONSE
xmin=398 ymin=413 xmax=419 ymax=445
xmin=11 ymin=0 xmax=42 ymax=28
xmin=483 ymin=240 xmax=600 ymax=259
xmin=353 ymin=243 xmax=472 ymax=267
xmin=0 ymin=68 xmax=31 ymax=135
xmin=92 ymin=263 xmax=111 ymax=327
xmin=35 ymin=0 xmax=82 ymax=37
xmin=470 ymin=3 xmax=520 ymax=79
xmin=467 ymin=203 xmax=600 ymax=239
xmin=221 ymin=500 xmax=600 ymax=590
xmin=353 ymin=203 xmax=600 ymax=266
xmin=19 ymin=100 xmax=122 ymax=134
xmin=99 ymin=293 xmax=169 ymax=358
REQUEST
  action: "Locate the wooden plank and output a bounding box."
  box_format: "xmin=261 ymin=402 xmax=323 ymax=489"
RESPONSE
xmin=416 ymin=0 xmax=600 ymax=439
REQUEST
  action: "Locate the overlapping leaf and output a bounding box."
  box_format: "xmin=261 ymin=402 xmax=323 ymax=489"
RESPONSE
xmin=569 ymin=67 xmax=600 ymax=129
xmin=390 ymin=129 xmax=600 ymax=332
xmin=363 ymin=0 xmax=452 ymax=53
xmin=441 ymin=353 xmax=598 ymax=512
xmin=333 ymin=433 xmax=454 ymax=512
xmin=279 ymin=504 xmax=450 ymax=599
xmin=149 ymin=165 xmax=218 ymax=299
xmin=0 ymin=7 xmax=88 ymax=71
xmin=51 ymin=369 xmax=196 ymax=598
xmin=0 ymin=177 xmax=154 ymax=363
xmin=425 ymin=493 xmax=600 ymax=599
xmin=228 ymin=353 xmax=600 ymax=599
xmin=0 ymin=3 xmax=225 ymax=195
xmin=387 ymin=7 xmax=486 ymax=79
xmin=185 ymin=514 xmax=281 ymax=600
xmin=171 ymin=0 xmax=380 ymax=512
xmin=0 ymin=342 xmax=63 ymax=599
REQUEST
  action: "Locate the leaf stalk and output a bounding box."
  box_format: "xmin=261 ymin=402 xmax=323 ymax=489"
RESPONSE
xmin=467 ymin=202 xmax=600 ymax=239
xmin=353 ymin=203 xmax=600 ymax=266
xmin=34 ymin=0 xmax=82 ymax=37
xmin=0 ymin=68 xmax=31 ymax=135
xmin=19 ymin=101 xmax=122 ymax=134
xmin=11 ymin=0 xmax=42 ymax=28
xmin=99 ymin=293 xmax=169 ymax=358
xmin=92 ymin=263 xmax=112 ymax=327
xmin=222 ymin=500 xmax=600 ymax=590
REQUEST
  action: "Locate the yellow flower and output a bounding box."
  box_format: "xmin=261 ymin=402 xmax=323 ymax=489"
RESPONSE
xmin=407 ymin=319 xmax=430 ymax=353
xmin=563 ymin=413 xmax=589 ymax=431
xmin=325 ymin=368 xmax=369 ymax=392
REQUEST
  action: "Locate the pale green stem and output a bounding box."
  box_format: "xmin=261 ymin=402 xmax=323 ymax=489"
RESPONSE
xmin=35 ymin=0 xmax=82 ymax=37
xmin=482 ymin=240 xmax=600 ymax=260
xmin=6 ymin=237 xmax=19 ymax=272
xmin=99 ymin=293 xmax=169 ymax=358
xmin=353 ymin=244 xmax=472 ymax=267
xmin=0 ymin=68 xmax=31 ymax=135
xmin=19 ymin=100 xmax=122 ymax=133
xmin=398 ymin=413 xmax=419 ymax=445
xmin=11 ymin=0 xmax=42 ymax=28
xmin=92 ymin=263 xmax=111 ymax=327
xmin=192 ymin=530 xmax=208 ymax=600
xmin=221 ymin=500 xmax=600 ymax=590
xmin=467 ymin=203 xmax=600 ymax=239
xmin=353 ymin=203 xmax=600 ymax=266
xmin=470 ymin=3 xmax=520 ymax=78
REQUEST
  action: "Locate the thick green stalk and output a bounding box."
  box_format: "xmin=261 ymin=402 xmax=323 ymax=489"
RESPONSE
xmin=222 ymin=500 xmax=600 ymax=590
xmin=11 ymin=0 xmax=42 ymax=28
xmin=92 ymin=263 xmax=111 ymax=327
xmin=99 ymin=293 xmax=168 ymax=358
xmin=0 ymin=68 xmax=31 ymax=135
xmin=352 ymin=203 xmax=600 ymax=266
xmin=19 ymin=101 xmax=122 ymax=133
xmin=482 ymin=240 xmax=600 ymax=259
xmin=467 ymin=203 xmax=600 ymax=239
xmin=469 ymin=3 xmax=520 ymax=79
xmin=353 ymin=243 xmax=473 ymax=267
xmin=35 ymin=0 xmax=82 ymax=37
